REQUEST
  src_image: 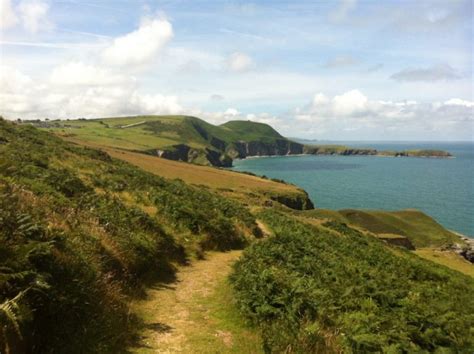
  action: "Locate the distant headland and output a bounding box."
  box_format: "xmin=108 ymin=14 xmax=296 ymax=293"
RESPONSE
xmin=27 ymin=115 xmax=452 ymax=167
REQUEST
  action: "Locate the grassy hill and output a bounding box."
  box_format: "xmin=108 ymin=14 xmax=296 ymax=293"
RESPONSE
xmin=33 ymin=116 xmax=452 ymax=168
xmin=0 ymin=118 xmax=264 ymax=352
xmin=1 ymin=118 xmax=470 ymax=353
xmin=35 ymin=115 xmax=302 ymax=167
xmin=231 ymin=210 xmax=474 ymax=352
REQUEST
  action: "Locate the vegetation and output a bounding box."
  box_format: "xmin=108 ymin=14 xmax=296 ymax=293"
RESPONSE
xmin=130 ymin=251 xmax=262 ymax=353
xmin=303 ymin=208 xmax=460 ymax=248
xmin=35 ymin=116 xmax=452 ymax=169
xmin=94 ymin=144 xmax=313 ymax=210
xmin=378 ymin=149 xmax=453 ymax=158
xmin=1 ymin=118 xmax=468 ymax=353
xmin=303 ymin=145 xmax=452 ymax=158
xmin=415 ymin=249 xmax=474 ymax=277
xmin=231 ymin=210 xmax=474 ymax=353
xmin=303 ymin=145 xmax=377 ymax=155
xmin=35 ymin=115 xmax=296 ymax=167
xmin=0 ymin=119 xmax=259 ymax=352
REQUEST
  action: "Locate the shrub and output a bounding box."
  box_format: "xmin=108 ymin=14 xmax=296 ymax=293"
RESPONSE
xmin=231 ymin=210 xmax=474 ymax=353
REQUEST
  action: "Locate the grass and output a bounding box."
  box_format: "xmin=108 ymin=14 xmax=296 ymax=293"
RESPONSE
xmin=38 ymin=115 xmax=292 ymax=167
xmin=0 ymin=119 xmax=261 ymax=352
xmin=415 ymin=249 xmax=474 ymax=277
xmin=2 ymin=118 xmax=468 ymax=353
xmin=231 ymin=209 xmax=474 ymax=353
xmin=129 ymin=251 xmax=262 ymax=353
xmin=62 ymin=138 xmax=312 ymax=209
xmin=187 ymin=278 xmax=263 ymax=353
xmin=98 ymin=146 xmax=298 ymax=194
xmin=303 ymin=208 xmax=460 ymax=248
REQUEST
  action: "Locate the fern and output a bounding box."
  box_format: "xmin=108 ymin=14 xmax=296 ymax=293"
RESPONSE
xmin=0 ymin=287 xmax=30 ymax=354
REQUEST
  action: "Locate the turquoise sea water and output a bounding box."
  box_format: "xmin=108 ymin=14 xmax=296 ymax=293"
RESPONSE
xmin=232 ymin=142 xmax=474 ymax=238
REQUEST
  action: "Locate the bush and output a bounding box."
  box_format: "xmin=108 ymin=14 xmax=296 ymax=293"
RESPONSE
xmin=231 ymin=210 xmax=474 ymax=353
xmin=0 ymin=119 xmax=258 ymax=352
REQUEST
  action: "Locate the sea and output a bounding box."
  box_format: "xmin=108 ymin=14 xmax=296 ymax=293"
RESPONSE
xmin=232 ymin=141 xmax=474 ymax=238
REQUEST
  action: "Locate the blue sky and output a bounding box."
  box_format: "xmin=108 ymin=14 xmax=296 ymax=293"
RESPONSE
xmin=0 ymin=0 xmax=472 ymax=140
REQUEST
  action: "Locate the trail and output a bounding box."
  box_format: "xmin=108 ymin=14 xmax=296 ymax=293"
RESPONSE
xmin=129 ymin=250 xmax=261 ymax=353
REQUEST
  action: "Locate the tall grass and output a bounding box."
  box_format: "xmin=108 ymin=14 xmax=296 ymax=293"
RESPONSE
xmin=0 ymin=119 xmax=258 ymax=352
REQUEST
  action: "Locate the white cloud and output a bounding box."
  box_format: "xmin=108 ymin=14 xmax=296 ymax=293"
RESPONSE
xmin=332 ymin=89 xmax=368 ymax=115
xmin=0 ymin=65 xmax=33 ymax=93
xmin=224 ymin=108 xmax=240 ymax=116
xmin=290 ymin=89 xmax=474 ymax=139
xmin=102 ymin=17 xmax=173 ymax=67
xmin=313 ymin=93 xmax=329 ymax=105
xmin=0 ymin=0 xmax=18 ymax=30
xmin=0 ymin=65 xmax=182 ymax=119
xmin=227 ymin=52 xmax=254 ymax=72
xmin=129 ymin=92 xmax=182 ymax=115
xmin=50 ymin=62 xmax=132 ymax=86
xmin=444 ymin=98 xmax=474 ymax=107
xmin=18 ymin=0 xmax=52 ymax=33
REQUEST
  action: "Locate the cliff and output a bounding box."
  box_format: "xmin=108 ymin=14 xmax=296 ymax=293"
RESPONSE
xmin=226 ymin=139 xmax=304 ymax=159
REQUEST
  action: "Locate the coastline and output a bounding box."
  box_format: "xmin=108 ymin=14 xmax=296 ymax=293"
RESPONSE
xmin=234 ymin=152 xmax=454 ymax=161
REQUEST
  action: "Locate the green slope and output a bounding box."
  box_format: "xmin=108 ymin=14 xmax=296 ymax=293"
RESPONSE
xmin=35 ymin=115 xmax=299 ymax=167
xmin=1 ymin=118 xmax=468 ymax=353
xmin=0 ymin=118 xmax=261 ymax=352
xmin=303 ymin=209 xmax=460 ymax=248
xmin=220 ymin=120 xmax=284 ymax=141
xmin=34 ymin=115 xmax=452 ymax=167
xmin=231 ymin=210 xmax=474 ymax=352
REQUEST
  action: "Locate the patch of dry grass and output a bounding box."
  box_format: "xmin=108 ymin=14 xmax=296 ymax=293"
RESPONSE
xmin=415 ymin=248 xmax=474 ymax=277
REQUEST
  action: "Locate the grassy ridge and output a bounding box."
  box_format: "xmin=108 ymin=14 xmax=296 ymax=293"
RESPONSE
xmin=231 ymin=210 xmax=474 ymax=352
xmin=60 ymin=138 xmax=312 ymax=209
xmin=1 ymin=118 xmax=468 ymax=353
xmin=0 ymin=119 xmax=260 ymax=352
xmin=36 ymin=116 xmax=452 ymax=168
xmin=303 ymin=208 xmax=460 ymax=248
xmin=36 ymin=116 xmax=292 ymax=167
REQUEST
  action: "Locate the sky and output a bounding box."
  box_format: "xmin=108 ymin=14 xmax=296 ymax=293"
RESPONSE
xmin=0 ymin=0 xmax=472 ymax=140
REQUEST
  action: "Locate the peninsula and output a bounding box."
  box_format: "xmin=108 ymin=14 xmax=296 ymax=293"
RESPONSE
xmin=31 ymin=115 xmax=452 ymax=167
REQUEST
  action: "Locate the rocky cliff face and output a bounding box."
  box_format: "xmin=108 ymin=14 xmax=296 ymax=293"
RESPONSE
xmin=145 ymin=139 xmax=306 ymax=167
xmin=227 ymin=139 xmax=304 ymax=159
xmin=145 ymin=145 xmax=232 ymax=167
xmin=267 ymin=190 xmax=314 ymax=210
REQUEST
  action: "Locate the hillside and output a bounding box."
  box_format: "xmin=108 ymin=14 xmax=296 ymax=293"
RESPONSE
xmin=33 ymin=115 xmax=451 ymax=168
xmin=1 ymin=118 xmax=471 ymax=353
xmin=0 ymin=118 xmax=264 ymax=352
xmin=35 ymin=115 xmax=302 ymax=167
xmin=231 ymin=210 xmax=474 ymax=352
xmin=302 ymin=208 xmax=460 ymax=248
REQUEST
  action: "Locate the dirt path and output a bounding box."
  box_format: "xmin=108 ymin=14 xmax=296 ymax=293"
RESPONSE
xmin=129 ymin=250 xmax=261 ymax=353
